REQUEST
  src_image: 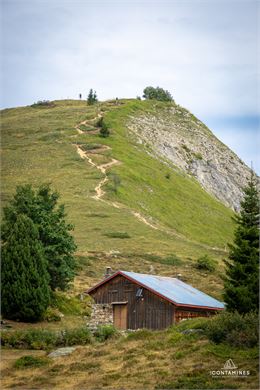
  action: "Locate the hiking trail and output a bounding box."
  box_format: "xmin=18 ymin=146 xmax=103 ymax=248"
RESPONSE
xmin=73 ymin=112 xmax=227 ymax=253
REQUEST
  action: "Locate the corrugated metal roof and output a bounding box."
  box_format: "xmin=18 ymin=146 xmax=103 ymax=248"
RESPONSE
xmin=121 ymin=271 xmax=224 ymax=309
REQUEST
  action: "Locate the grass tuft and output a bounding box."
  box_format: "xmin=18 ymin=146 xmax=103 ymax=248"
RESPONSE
xmin=14 ymin=355 xmax=51 ymax=369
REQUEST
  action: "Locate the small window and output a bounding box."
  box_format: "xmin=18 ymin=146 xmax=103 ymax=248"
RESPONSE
xmin=136 ymin=288 xmax=143 ymax=297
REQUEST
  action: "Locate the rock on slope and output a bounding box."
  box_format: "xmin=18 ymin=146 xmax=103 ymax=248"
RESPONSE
xmin=127 ymin=104 xmax=252 ymax=211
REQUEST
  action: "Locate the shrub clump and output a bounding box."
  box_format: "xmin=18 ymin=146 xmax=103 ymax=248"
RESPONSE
xmin=126 ymin=329 xmax=154 ymax=341
xmin=31 ymin=100 xmax=55 ymax=108
xmin=94 ymin=325 xmax=118 ymax=342
xmin=14 ymin=355 xmax=51 ymax=369
xmin=62 ymin=327 xmax=92 ymax=346
xmin=96 ymin=116 xmax=110 ymax=137
xmin=143 ymin=86 xmax=173 ymax=102
xmin=205 ymin=311 xmax=258 ymax=348
xmin=195 ymin=255 xmax=216 ymax=272
xmin=43 ymin=307 xmax=62 ymax=322
xmin=1 ymin=327 xmax=92 ymax=350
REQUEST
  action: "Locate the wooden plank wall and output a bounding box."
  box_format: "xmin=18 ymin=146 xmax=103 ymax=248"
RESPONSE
xmin=89 ymin=275 xmax=174 ymax=330
xmin=89 ymin=275 xmax=216 ymax=329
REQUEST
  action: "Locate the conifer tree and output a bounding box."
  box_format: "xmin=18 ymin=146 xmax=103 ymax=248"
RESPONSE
xmin=1 ymin=214 xmax=50 ymax=322
xmin=2 ymin=184 xmax=77 ymax=291
xmin=223 ymin=171 xmax=259 ymax=313
xmin=87 ymin=89 xmax=98 ymax=105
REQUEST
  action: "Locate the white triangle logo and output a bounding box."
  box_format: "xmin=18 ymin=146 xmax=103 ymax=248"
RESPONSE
xmin=222 ymin=359 xmax=237 ymax=369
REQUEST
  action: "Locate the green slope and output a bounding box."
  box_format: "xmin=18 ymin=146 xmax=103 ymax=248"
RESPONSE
xmin=1 ymin=99 xmax=235 ymax=296
xmin=101 ymin=99 xmax=234 ymax=247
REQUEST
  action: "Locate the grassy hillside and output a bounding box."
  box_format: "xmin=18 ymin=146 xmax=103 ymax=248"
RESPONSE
xmin=1 ymin=98 xmax=235 ymax=297
xmin=1 ymin=99 xmax=257 ymax=390
xmin=1 ymin=322 xmax=258 ymax=389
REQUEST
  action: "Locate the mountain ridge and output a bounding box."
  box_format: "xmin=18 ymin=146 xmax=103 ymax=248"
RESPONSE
xmin=127 ymin=103 xmax=251 ymax=211
xmin=1 ymin=98 xmax=236 ymax=255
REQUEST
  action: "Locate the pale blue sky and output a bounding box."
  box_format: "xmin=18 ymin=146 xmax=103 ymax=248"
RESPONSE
xmin=1 ymin=0 xmax=259 ymax=172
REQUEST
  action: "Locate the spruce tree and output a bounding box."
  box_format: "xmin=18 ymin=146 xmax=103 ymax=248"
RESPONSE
xmin=87 ymin=89 xmax=98 ymax=105
xmin=1 ymin=214 xmax=50 ymax=322
xmin=223 ymin=171 xmax=259 ymax=313
xmin=2 ymin=184 xmax=77 ymax=291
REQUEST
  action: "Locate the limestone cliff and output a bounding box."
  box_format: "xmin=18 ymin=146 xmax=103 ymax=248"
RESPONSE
xmin=127 ymin=104 xmax=252 ymax=211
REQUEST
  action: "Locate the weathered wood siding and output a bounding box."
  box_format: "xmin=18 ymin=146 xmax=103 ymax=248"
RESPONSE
xmin=175 ymin=308 xmax=214 ymax=323
xmin=89 ymin=275 xmax=174 ymax=330
xmin=89 ymin=275 xmax=215 ymax=329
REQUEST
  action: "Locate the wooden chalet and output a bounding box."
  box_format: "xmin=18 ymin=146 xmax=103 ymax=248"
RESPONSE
xmin=87 ymin=270 xmax=224 ymax=330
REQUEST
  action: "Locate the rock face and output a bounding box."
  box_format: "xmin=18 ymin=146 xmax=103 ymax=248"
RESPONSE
xmin=128 ymin=105 xmax=253 ymax=211
xmin=48 ymin=347 xmax=77 ymax=358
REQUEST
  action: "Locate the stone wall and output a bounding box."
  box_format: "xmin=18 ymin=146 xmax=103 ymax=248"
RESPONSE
xmin=87 ymin=303 xmax=113 ymax=329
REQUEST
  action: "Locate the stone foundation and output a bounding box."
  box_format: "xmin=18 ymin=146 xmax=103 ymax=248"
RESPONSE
xmin=87 ymin=303 xmax=113 ymax=329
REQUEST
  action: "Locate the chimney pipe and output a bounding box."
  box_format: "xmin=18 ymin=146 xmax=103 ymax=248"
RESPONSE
xmin=104 ymin=267 xmax=112 ymax=278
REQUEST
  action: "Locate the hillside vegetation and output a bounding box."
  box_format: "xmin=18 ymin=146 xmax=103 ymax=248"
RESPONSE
xmin=1 ymin=99 xmax=236 ymax=297
xmin=1 ymin=99 xmax=257 ymax=390
xmin=1 ymin=320 xmax=258 ymax=389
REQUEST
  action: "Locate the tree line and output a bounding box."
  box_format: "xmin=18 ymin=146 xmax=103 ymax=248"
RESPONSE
xmin=84 ymin=86 xmax=173 ymax=105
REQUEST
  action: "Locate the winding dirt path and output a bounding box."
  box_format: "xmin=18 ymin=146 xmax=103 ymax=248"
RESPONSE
xmin=73 ymin=113 xmax=227 ymax=253
xmin=75 ymin=144 xmax=119 ymax=200
xmin=73 ymin=113 xmax=161 ymax=230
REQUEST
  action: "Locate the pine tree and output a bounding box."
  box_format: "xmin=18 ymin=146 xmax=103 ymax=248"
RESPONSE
xmin=2 ymin=184 xmax=77 ymax=291
xmin=223 ymin=171 xmax=259 ymax=313
xmin=87 ymin=89 xmax=98 ymax=105
xmin=1 ymin=214 xmax=50 ymax=322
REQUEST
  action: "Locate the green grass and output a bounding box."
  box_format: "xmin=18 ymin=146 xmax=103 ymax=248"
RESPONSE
xmin=104 ymin=231 xmax=131 ymax=239
xmin=101 ymin=99 xmax=234 ymax=247
xmin=2 ymin=318 xmax=258 ymax=389
xmin=1 ymin=98 xmax=235 ymax=300
xmin=14 ymin=355 xmax=51 ymax=369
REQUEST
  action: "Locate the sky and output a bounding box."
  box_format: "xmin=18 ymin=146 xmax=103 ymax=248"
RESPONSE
xmin=1 ymin=0 xmax=259 ymax=173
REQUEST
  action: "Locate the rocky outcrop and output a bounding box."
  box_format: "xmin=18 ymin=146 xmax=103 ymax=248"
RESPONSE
xmin=128 ymin=105 xmax=252 ymax=211
xmin=48 ymin=347 xmax=77 ymax=358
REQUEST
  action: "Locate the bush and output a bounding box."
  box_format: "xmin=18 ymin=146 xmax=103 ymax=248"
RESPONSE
xmin=50 ymin=291 xmax=90 ymax=316
xmin=1 ymin=329 xmax=58 ymax=349
xmin=62 ymin=327 xmax=92 ymax=346
xmin=126 ymin=329 xmax=153 ymax=341
xmin=43 ymin=307 xmax=62 ymax=322
xmin=143 ymin=86 xmax=173 ymax=102
xmin=94 ymin=325 xmax=118 ymax=342
xmin=110 ymin=173 xmax=121 ymax=193
xmin=205 ymin=311 xmax=259 ymax=348
xmin=195 ymin=255 xmax=216 ymax=272
xmin=1 ymin=327 xmax=92 ymax=349
xmin=99 ymin=120 xmax=110 ymax=138
xmin=174 ymin=317 xmax=209 ymax=332
xmin=95 ymin=117 xmax=104 ymax=128
xmin=14 ymin=355 xmax=51 ymax=369
xmin=79 ymin=143 xmax=102 ymax=152
xmin=31 ymin=100 xmax=55 ymax=108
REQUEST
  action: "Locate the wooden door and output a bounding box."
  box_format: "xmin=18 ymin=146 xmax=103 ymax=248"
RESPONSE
xmin=113 ymin=304 xmax=127 ymax=329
